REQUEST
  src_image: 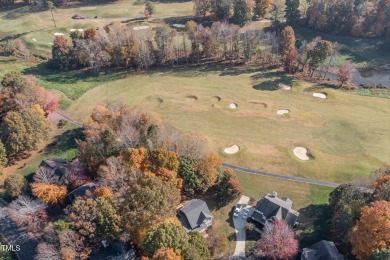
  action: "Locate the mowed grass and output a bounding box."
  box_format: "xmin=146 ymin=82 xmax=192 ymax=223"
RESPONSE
xmin=0 ymin=0 xmax=193 ymax=56
xmin=294 ymin=26 xmax=390 ymax=68
xmin=66 ymin=65 xmax=390 ymax=183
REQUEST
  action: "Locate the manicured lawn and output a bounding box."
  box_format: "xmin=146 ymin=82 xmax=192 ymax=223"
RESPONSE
xmin=65 ymin=65 xmax=389 ymax=183
xmin=294 ymin=26 xmax=390 ymax=68
xmin=0 ymin=0 xmax=193 ymax=56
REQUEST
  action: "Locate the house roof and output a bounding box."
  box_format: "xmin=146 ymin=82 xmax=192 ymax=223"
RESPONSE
xmin=68 ymin=182 xmax=97 ymax=203
xmin=301 ymin=240 xmax=344 ymax=260
xmin=252 ymin=193 xmax=299 ymax=227
xmin=38 ymin=158 xmax=69 ymax=184
xmin=178 ymin=199 xmax=212 ymax=230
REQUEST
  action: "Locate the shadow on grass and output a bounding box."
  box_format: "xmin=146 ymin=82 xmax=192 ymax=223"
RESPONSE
xmin=45 ymin=128 xmax=84 ymax=155
xmin=296 ymin=204 xmax=332 ymax=249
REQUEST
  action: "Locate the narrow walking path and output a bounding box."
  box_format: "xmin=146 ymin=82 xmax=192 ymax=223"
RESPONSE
xmin=222 ymin=163 xmax=339 ymax=188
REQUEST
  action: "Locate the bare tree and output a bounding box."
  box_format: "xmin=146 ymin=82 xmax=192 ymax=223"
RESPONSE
xmin=177 ymin=133 xmax=207 ymax=160
xmin=7 ymin=196 xmax=47 ymax=233
xmin=35 ymin=243 xmax=61 ymax=260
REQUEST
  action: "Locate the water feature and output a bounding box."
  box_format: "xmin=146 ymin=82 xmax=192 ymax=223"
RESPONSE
xmin=352 ymin=68 xmax=390 ymax=86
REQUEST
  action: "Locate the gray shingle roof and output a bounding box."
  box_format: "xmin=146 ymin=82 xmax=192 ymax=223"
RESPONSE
xmin=252 ymin=193 xmax=299 ymax=227
xmin=178 ymin=199 xmax=212 ymax=230
xmin=301 ymin=240 xmax=344 ymax=260
xmin=68 ymin=182 xmax=97 ymax=203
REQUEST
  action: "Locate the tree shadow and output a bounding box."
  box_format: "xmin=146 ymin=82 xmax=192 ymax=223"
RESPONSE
xmin=296 ymin=204 xmax=332 ymax=249
xmin=45 ymin=128 xmax=84 ymax=155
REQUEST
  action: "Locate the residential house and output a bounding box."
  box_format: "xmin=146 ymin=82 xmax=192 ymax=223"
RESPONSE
xmin=177 ymin=199 xmax=213 ymax=232
xmin=68 ymin=182 xmax=97 ymax=203
xmin=301 ymin=240 xmax=344 ymax=260
xmin=38 ymin=158 xmax=69 ymax=183
xmin=251 ymin=191 xmax=299 ymax=227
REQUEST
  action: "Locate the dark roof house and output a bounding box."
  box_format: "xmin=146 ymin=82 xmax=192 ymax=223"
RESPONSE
xmin=177 ymin=199 xmax=213 ymax=232
xmin=301 ymin=240 xmax=344 ymax=260
xmin=38 ymin=158 xmax=69 ymax=183
xmin=90 ymin=242 xmax=136 ymax=260
xmin=251 ymin=192 xmax=299 ymax=227
xmin=68 ymin=182 xmax=97 ymax=203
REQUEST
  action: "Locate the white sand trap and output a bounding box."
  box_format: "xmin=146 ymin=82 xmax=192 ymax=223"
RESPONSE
xmin=277 ymin=109 xmax=290 ymax=115
xmin=32 ymin=38 xmax=37 ymax=42
xmin=293 ymin=147 xmax=310 ymax=161
xmin=54 ymin=33 xmax=64 ymax=36
xmin=173 ymin=24 xmax=185 ymax=28
xmin=78 ymin=29 xmax=84 ymax=32
xmin=70 ymin=29 xmax=77 ymax=32
xmin=224 ymin=145 xmax=240 ymax=154
xmin=313 ymin=92 xmax=327 ymax=99
xmin=278 ymin=83 xmax=292 ymax=90
xmin=133 ymin=26 xmax=150 ymax=31
xmin=229 ymin=103 xmax=238 ymax=109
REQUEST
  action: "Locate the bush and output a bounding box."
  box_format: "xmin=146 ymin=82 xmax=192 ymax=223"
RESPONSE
xmin=4 ymin=174 xmax=27 ymax=198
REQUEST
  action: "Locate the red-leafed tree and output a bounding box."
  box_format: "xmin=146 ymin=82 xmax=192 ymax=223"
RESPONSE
xmin=34 ymin=86 xmax=59 ymax=114
xmin=337 ymin=62 xmax=353 ymax=87
xmin=255 ymin=220 xmax=298 ymax=260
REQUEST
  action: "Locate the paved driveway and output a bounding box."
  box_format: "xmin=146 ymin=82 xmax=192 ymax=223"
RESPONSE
xmin=233 ymin=195 xmax=251 ymax=256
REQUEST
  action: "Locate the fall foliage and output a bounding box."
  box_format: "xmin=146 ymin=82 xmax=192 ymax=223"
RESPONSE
xmin=152 ymin=248 xmax=182 ymax=260
xmin=255 ymin=220 xmax=298 ymax=259
xmin=350 ymin=200 xmax=390 ymax=259
xmin=32 ymin=183 xmax=68 ymax=206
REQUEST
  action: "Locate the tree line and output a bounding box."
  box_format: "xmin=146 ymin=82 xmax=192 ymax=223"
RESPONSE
xmin=306 ymin=0 xmax=390 ymax=38
xmin=51 ymin=21 xmax=354 ymax=86
xmin=0 ymin=72 xmax=59 ymax=172
xmin=3 ymin=103 xmax=242 ymax=259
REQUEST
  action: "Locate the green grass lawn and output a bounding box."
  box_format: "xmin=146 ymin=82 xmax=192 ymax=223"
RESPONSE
xmin=18 ymin=122 xmax=81 ymax=180
xmin=62 ymin=65 xmax=389 ymax=183
xmin=0 ymin=0 xmax=193 ymax=56
xmin=294 ymin=26 xmax=390 ymax=68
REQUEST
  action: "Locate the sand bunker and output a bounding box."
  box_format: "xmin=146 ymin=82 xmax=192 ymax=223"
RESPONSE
xmin=229 ymin=103 xmax=238 ymax=109
xmin=277 ymin=109 xmax=290 ymax=115
xmin=32 ymin=38 xmax=37 ymax=42
xmin=250 ymin=101 xmax=267 ymax=108
xmin=70 ymin=29 xmax=84 ymax=33
xmin=278 ymin=83 xmax=292 ymax=90
xmin=313 ymin=93 xmax=327 ymax=99
xmin=133 ymin=26 xmax=150 ymax=31
xmin=213 ymin=96 xmax=221 ymax=102
xmin=185 ymin=95 xmax=198 ymax=102
xmin=293 ymin=147 xmax=310 ymax=161
xmin=54 ymin=33 xmax=64 ymax=36
xmin=172 ymin=24 xmax=185 ymax=28
xmin=224 ymin=145 xmax=240 ymax=154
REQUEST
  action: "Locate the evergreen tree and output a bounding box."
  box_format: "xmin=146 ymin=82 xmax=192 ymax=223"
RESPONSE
xmin=285 ymin=0 xmax=300 ymax=24
xmin=233 ymin=0 xmax=253 ymax=27
xmin=0 ymin=140 xmax=7 ymax=168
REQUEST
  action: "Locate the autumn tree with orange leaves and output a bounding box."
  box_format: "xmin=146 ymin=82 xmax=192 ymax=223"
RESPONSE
xmin=32 ymin=183 xmax=68 ymax=206
xmin=153 ymin=248 xmax=182 ymax=260
xmin=350 ymin=200 xmax=390 ymax=259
